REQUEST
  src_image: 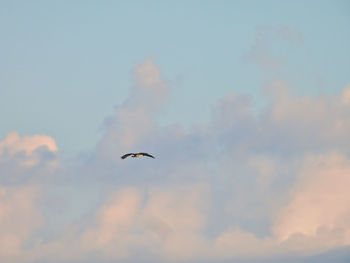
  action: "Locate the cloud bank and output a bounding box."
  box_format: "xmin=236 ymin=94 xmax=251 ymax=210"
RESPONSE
xmin=1 ymin=59 xmax=350 ymax=262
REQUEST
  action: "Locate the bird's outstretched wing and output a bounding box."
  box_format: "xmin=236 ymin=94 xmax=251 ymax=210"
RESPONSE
xmin=121 ymin=153 xmax=133 ymax=159
xmin=139 ymin=152 xmax=155 ymax=158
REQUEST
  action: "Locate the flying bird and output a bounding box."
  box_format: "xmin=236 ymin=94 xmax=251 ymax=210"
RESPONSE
xmin=121 ymin=152 xmax=155 ymax=159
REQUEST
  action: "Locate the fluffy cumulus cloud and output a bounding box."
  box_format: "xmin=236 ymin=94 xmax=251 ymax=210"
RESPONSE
xmin=76 ymin=184 xmax=209 ymax=261
xmin=0 ymin=131 xmax=58 ymax=167
xmin=274 ymin=153 xmax=350 ymax=243
xmin=0 ymin=132 xmax=59 ymax=185
xmin=1 ymin=58 xmax=350 ymax=262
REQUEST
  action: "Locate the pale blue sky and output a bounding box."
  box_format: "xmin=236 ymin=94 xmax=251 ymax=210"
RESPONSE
xmin=1 ymin=0 xmax=350 ymax=159
xmin=1 ymin=2 xmax=350 ymax=262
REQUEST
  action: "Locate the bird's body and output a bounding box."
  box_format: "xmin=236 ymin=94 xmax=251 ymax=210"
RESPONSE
xmin=121 ymin=152 xmax=155 ymax=159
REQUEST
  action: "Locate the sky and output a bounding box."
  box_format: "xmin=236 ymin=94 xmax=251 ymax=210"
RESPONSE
xmin=1 ymin=0 xmax=350 ymax=262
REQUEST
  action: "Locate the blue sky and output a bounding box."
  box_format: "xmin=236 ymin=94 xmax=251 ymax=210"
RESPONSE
xmin=1 ymin=1 xmax=350 ymax=262
xmin=1 ymin=0 xmax=350 ymax=159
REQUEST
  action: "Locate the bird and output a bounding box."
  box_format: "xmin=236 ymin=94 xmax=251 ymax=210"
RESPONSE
xmin=121 ymin=152 xmax=155 ymax=159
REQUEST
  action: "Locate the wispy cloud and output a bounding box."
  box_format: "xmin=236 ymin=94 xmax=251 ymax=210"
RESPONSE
xmin=244 ymin=26 xmax=304 ymax=72
xmin=97 ymin=60 xmax=169 ymax=157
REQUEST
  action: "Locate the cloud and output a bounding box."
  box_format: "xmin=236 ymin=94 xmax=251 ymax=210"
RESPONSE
xmin=1 ymin=58 xmax=350 ymax=263
xmin=29 ymin=184 xmax=209 ymax=262
xmin=96 ymin=60 xmax=169 ymax=161
xmin=0 ymin=131 xmax=58 ymax=167
xmin=73 ymin=73 xmax=350 ymax=262
xmin=76 ymin=184 xmax=209 ymax=261
xmin=0 ymin=186 xmax=43 ymax=262
xmin=273 ymin=153 xmax=350 ymax=246
xmin=342 ymin=84 xmax=350 ymax=104
xmin=261 ymin=81 xmax=350 ymax=155
xmin=0 ymin=132 xmax=60 ymax=185
xmin=244 ymin=26 xmax=304 ymax=72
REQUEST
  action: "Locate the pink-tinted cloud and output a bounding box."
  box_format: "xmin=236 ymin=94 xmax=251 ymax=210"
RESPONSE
xmin=342 ymin=83 xmax=350 ymax=104
xmin=19 ymin=81 xmax=350 ymax=262
xmin=273 ymin=153 xmax=350 ymax=246
xmin=0 ymin=186 xmax=43 ymax=261
xmin=75 ymin=185 xmax=209 ymax=261
xmin=0 ymin=131 xmax=58 ymax=167
xmin=1 ymin=60 xmax=350 ymax=263
xmin=262 ymin=81 xmax=350 ymax=154
xmin=31 ymin=184 xmax=209 ymax=262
